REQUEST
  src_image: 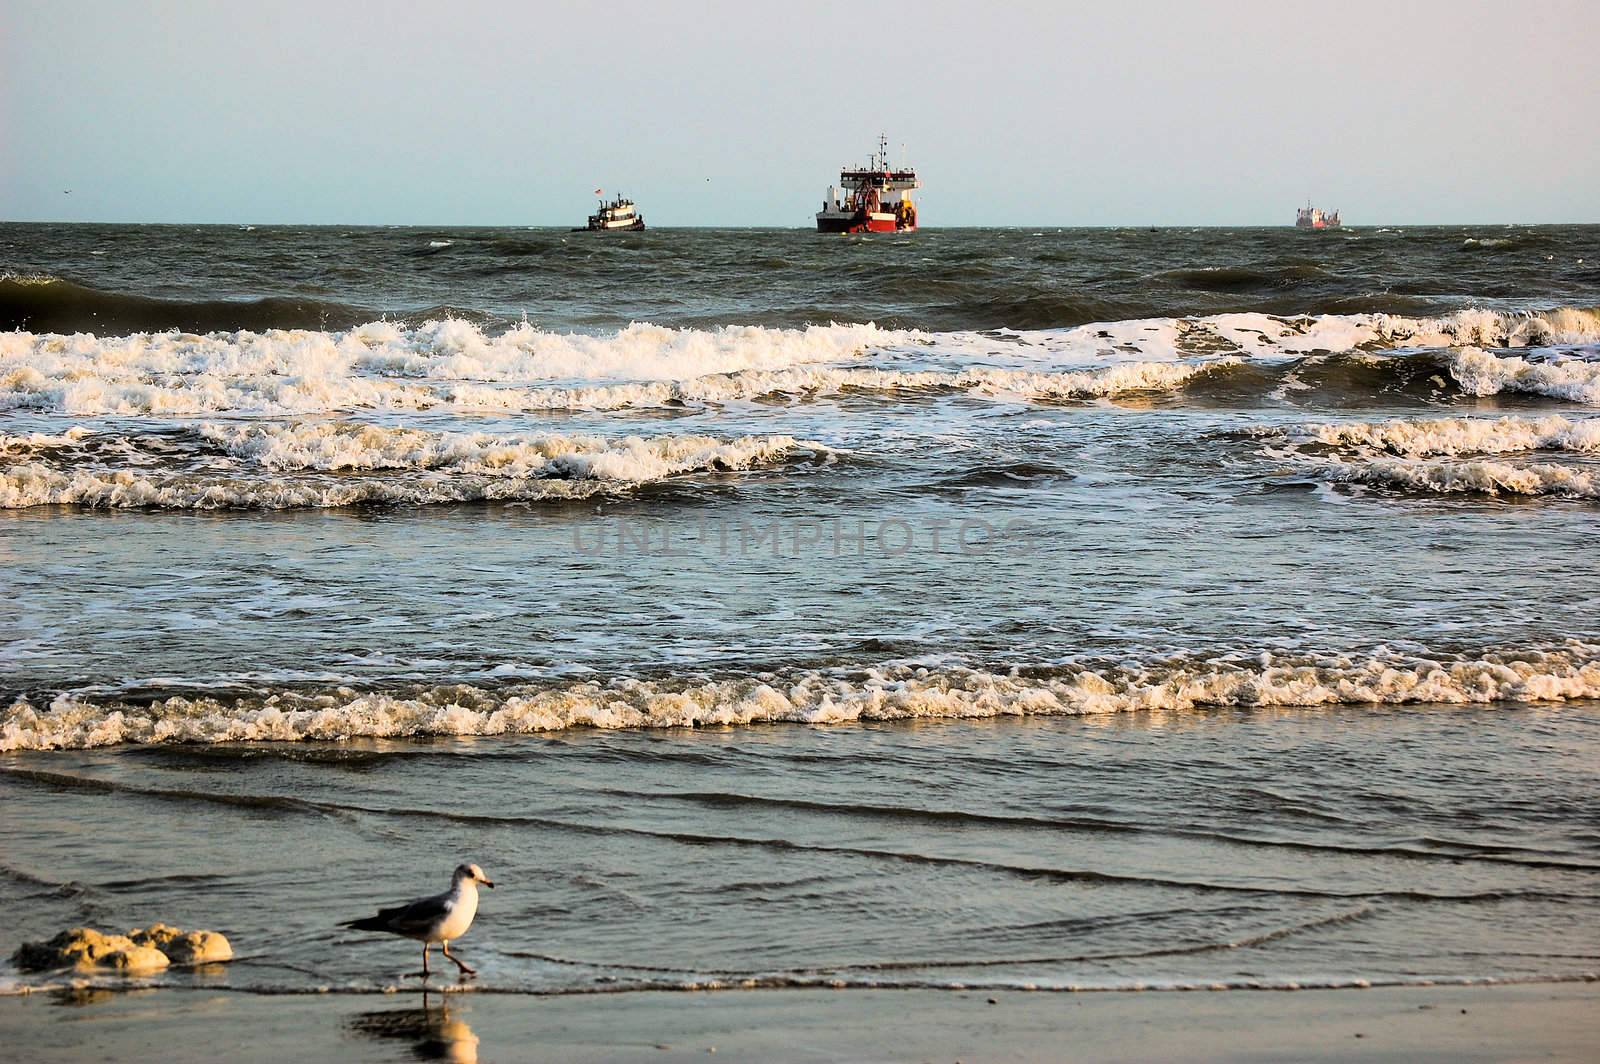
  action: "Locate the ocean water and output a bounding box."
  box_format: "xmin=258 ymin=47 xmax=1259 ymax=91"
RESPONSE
xmin=2 ymin=223 xmax=1599 ymax=999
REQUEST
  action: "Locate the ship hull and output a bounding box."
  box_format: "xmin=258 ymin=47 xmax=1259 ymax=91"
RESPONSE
xmin=1294 ymin=207 xmax=1340 ymax=230
xmin=572 ymin=219 xmax=646 ymax=232
xmin=816 ymin=212 xmax=914 ymax=234
xmin=816 ymin=136 xmax=921 ymax=234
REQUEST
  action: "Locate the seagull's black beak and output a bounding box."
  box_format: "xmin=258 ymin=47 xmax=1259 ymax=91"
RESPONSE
xmin=483 ymin=879 xmax=495 ymax=889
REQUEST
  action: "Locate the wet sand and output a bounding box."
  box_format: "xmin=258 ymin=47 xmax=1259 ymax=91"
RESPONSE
xmin=3 ymin=983 xmax=1597 ymax=1062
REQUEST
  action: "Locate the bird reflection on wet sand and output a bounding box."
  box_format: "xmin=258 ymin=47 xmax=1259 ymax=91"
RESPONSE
xmin=345 ymin=995 xmax=479 ymax=1063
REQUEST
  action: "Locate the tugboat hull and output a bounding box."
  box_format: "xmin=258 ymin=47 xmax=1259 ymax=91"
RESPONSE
xmin=572 ymin=219 xmax=646 ymax=233
xmin=577 ymin=194 xmax=645 ymax=231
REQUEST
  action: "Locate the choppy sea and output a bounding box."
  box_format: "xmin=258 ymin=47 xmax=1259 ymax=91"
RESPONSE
xmin=2 ymin=223 xmax=1598 ymax=998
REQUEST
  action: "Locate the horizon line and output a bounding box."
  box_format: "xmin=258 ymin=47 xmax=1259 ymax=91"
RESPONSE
xmin=4 ymin=219 xmax=1597 ymax=229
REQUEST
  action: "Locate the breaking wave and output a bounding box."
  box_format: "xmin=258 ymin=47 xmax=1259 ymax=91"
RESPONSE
xmin=1448 ymin=347 xmax=1600 ymax=404
xmin=3 ymin=306 xmax=1598 ymax=416
xmin=0 ymin=423 xmax=814 ymax=510
xmin=917 ymin=305 xmax=1600 ymax=362
xmin=0 ymin=347 xmax=1230 ymax=418
xmin=0 ymin=319 xmax=921 ymax=415
xmin=1288 ymin=414 xmax=1600 ymax=456
xmin=1265 ymin=413 xmax=1600 ymax=499
xmin=5 ymin=643 xmax=1598 ymax=750
xmin=1315 ymin=457 xmax=1600 ymax=499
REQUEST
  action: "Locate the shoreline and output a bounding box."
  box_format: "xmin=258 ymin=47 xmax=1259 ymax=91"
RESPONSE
xmin=4 ymin=983 xmax=1598 ymax=1062
xmin=7 ymin=971 xmax=1600 ymax=998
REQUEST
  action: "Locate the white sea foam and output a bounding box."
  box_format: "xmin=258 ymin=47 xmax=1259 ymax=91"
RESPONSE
xmin=1316 ymin=456 xmax=1600 ymax=499
xmin=193 ymin=422 xmax=811 ymax=479
xmin=1291 ymin=415 xmax=1600 ymax=456
xmin=1449 ymin=347 xmax=1600 ymax=404
xmin=5 ymin=308 xmax=1595 ymax=416
xmin=0 ymin=321 xmax=918 ymax=415
xmin=0 ymin=426 xmax=95 ymax=456
xmin=0 ymin=343 xmax=1228 ymax=416
xmin=986 ymin=306 xmax=1600 ymax=365
xmin=1274 ymin=414 xmax=1600 ymax=498
xmin=6 ymin=645 xmax=1598 ymax=750
xmin=0 ymin=426 xmax=811 ymax=509
xmin=418 ymin=360 xmax=1219 ymax=413
xmin=0 ymin=464 xmax=624 ymax=509
xmin=351 ymin=319 xmax=919 ymax=382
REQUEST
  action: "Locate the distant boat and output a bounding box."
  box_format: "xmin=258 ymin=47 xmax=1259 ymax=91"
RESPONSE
xmin=575 ymin=191 xmax=645 ymax=232
xmin=1295 ymin=202 xmax=1341 ymax=229
xmin=816 ymin=135 xmax=919 ymax=234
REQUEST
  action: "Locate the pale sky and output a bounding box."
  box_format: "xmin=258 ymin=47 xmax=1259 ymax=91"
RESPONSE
xmin=3 ymin=0 xmax=1596 ymax=226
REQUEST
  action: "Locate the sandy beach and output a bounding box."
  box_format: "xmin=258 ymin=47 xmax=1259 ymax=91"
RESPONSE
xmin=4 ymin=983 xmax=1598 ymax=1062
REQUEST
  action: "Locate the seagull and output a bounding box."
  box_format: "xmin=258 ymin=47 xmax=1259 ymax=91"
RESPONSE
xmin=342 ymin=863 xmax=495 ymax=978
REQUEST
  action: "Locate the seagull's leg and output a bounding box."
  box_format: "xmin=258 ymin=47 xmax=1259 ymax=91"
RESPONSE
xmin=411 ymin=942 xmax=431 ymax=979
xmin=442 ymin=940 xmax=477 ymax=976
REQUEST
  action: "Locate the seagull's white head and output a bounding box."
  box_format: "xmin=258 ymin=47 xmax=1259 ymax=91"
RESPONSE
xmin=454 ymin=862 xmax=495 ymax=889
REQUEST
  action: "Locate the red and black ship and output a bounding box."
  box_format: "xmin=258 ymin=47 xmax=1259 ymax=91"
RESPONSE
xmin=816 ymin=135 xmax=919 ymax=233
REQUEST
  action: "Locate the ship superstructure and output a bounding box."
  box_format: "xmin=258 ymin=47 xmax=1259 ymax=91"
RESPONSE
xmin=1295 ymin=203 xmax=1341 ymax=229
xmin=816 ymin=135 xmax=919 ymax=233
xmin=577 ymin=191 xmax=645 ymax=232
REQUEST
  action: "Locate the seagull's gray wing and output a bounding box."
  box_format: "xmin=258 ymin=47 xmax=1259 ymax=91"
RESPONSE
xmin=343 ymin=889 xmax=452 ymax=934
xmin=380 ymin=890 xmax=454 ymax=933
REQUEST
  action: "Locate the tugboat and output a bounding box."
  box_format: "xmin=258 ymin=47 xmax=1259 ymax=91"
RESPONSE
xmin=1295 ymin=202 xmax=1341 ymax=229
xmin=575 ymin=190 xmax=645 ymax=232
xmin=816 ymin=135 xmax=919 ymax=233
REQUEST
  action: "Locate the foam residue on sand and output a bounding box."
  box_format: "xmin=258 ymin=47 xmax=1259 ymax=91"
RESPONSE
xmin=6 ymin=643 xmax=1598 ymax=750
xmin=10 ymin=924 xmax=232 ymax=972
xmin=128 ymin=923 xmax=233 ymax=965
